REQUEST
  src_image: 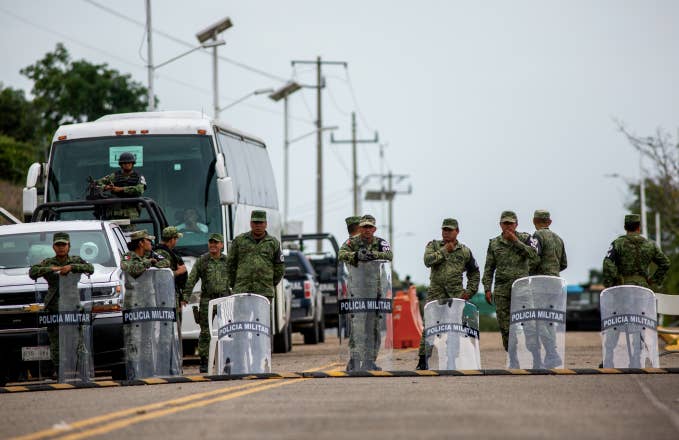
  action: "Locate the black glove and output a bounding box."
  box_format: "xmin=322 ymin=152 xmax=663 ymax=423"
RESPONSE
xmin=357 ymin=248 xmax=370 ymax=261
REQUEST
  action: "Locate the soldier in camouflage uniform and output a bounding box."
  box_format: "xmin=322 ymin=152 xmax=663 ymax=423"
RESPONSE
xmin=226 ymin=211 xmax=285 ymax=298
xmin=339 ymin=215 xmax=393 ymax=370
xmin=183 ymin=233 xmax=230 ymax=373
xmin=345 ymin=216 xmax=361 ymax=238
xmin=603 ymin=214 xmax=669 ymax=289
xmin=529 ymin=210 xmax=567 ymax=368
xmin=95 ymin=152 xmax=146 ymax=230
xmin=29 ymin=232 xmax=94 ymax=374
xmin=482 ymin=211 xmax=540 ymax=356
xmin=417 ymin=218 xmax=480 ymax=370
xmin=154 ymin=227 xmax=188 ymax=345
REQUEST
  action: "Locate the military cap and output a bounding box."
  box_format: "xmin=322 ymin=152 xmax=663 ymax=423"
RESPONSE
xmin=208 ymin=233 xmax=224 ymax=242
xmin=441 ymin=218 xmax=459 ymax=230
xmin=161 ymin=226 xmax=183 ymax=240
xmin=500 ymin=210 xmax=518 ymax=223
xmin=533 ymin=210 xmax=551 ymax=220
xmin=624 ymin=214 xmax=641 ymax=226
xmin=345 ymin=216 xmax=361 ymax=227
xmin=129 ymin=230 xmax=155 ymax=241
xmin=251 ymin=210 xmax=267 ymax=222
xmin=53 ymin=232 xmax=70 ymax=244
xmin=359 ymin=214 xmax=376 ymax=227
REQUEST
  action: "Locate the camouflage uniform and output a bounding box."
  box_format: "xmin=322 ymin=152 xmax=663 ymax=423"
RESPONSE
xmin=482 ymin=212 xmax=539 ymax=352
xmin=96 ymin=169 xmax=146 ymax=228
xmin=338 ymin=215 xmax=393 ymax=369
xmin=603 ymin=235 xmax=669 ymax=289
xmin=419 ymin=234 xmax=480 ymax=356
xmin=29 ymin=242 xmax=94 ymax=367
xmin=226 ymin=232 xmax=285 ymax=298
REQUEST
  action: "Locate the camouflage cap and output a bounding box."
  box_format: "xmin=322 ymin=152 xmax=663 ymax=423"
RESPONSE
xmin=624 ymin=214 xmax=641 ymax=226
xmin=251 ymin=210 xmax=267 ymax=222
xmin=533 ymin=210 xmax=551 ymax=220
xmin=129 ymin=230 xmax=155 ymax=241
xmin=359 ymin=214 xmax=376 ymax=227
xmin=500 ymin=210 xmax=518 ymax=223
xmin=161 ymin=226 xmax=183 ymax=240
xmin=53 ymin=232 xmax=70 ymax=244
xmin=345 ymin=216 xmax=361 ymax=227
xmin=441 ymin=218 xmax=459 ymax=230
xmin=208 ymin=233 xmax=224 ymax=242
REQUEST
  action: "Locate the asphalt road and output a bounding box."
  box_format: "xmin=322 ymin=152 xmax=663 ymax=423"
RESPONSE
xmin=2 ymin=332 xmax=679 ymax=440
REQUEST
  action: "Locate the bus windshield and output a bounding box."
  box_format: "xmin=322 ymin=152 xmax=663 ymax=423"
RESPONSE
xmin=47 ymin=135 xmax=222 ymax=256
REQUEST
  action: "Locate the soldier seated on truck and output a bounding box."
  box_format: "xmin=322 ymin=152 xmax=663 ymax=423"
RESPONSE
xmin=94 ymin=152 xmax=146 ymax=230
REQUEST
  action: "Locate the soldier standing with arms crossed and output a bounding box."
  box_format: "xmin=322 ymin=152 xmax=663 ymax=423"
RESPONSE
xmin=416 ymin=218 xmax=480 ymax=370
xmin=482 ymin=211 xmax=539 ymax=358
xmin=182 ymin=233 xmax=230 ymax=373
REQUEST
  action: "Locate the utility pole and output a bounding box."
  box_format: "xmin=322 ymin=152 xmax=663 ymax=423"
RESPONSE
xmin=330 ymin=112 xmax=379 ymax=215
xmin=291 ymin=57 xmax=346 ymax=250
xmin=364 ymin=172 xmax=411 ymax=249
xmin=145 ymin=0 xmax=154 ymax=111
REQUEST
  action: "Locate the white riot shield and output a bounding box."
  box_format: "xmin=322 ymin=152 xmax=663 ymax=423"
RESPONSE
xmin=600 ymin=286 xmax=658 ymax=368
xmin=123 ymin=269 xmax=180 ymax=379
xmin=508 ymin=276 xmax=567 ymax=369
xmin=424 ymin=299 xmax=481 ymax=370
xmin=216 ymin=294 xmax=271 ymax=375
xmin=339 ymin=260 xmax=393 ymax=371
xmin=57 ymin=273 xmax=93 ymax=382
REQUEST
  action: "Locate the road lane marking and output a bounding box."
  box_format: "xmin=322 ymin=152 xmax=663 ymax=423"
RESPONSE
xmin=10 ymin=362 xmax=338 ymax=440
xmin=633 ymin=376 xmax=679 ymax=434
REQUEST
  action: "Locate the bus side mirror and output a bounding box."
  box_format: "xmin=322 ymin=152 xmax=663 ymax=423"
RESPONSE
xmin=23 ymin=162 xmax=42 ymax=217
xmin=217 ymin=176 xmax=235 ymax=205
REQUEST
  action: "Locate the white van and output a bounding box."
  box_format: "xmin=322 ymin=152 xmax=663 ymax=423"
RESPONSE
xmin=23 ymin=111 xmax=293 ymax=354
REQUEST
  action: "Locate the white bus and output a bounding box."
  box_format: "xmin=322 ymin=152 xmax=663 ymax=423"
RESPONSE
xmin=23 ymin=111 xmax=293 ymax=354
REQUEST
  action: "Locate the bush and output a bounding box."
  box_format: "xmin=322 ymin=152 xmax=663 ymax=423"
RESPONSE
xmin=0 ymin=134 xmax=38 ymax=184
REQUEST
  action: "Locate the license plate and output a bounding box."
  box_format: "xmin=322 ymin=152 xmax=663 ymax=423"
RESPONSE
xmin=22 ymin=346 xmax=50 ymax=361
xmin=291 ymin=299 xmax=301 ymax=308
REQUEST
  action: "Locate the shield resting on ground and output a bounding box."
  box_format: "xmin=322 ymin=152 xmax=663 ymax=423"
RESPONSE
xmin=123 ymin=269 xmax=180 ymax=380
xmin=216 ymin=293 xmax=271 ymax=375
xmin=600 ymin=286 xmax=658 ymax=368
xmin=339 ymin=260 xmax=393 ymax=371
xmin=424 ymin=298 xmax=480 ymax=370
xmin=508 ymin=276 xmax=567 ymax=369
xmin=57 ymin=273 xmax=93 ymax=382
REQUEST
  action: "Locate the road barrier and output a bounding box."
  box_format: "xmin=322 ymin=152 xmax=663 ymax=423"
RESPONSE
xmin=392 ymin=287 xmax=423 ymax=348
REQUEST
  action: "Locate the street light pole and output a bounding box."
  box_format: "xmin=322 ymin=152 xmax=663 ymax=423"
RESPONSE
xmin=218 ymin=88 xmax=273 ymax=112
xmin=145 ymin=0 xmax=154 ymax=111
xmin=196 ymin=17 xmax=233 ymax=119
xmin=640 ymin=155 xmax=648 ymax=237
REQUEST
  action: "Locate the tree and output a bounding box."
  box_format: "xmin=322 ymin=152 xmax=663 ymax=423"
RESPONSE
xmin=0 ymin=84 xmax=44 ymax=144
xmin=20 ymin=43 xmax=154 ymax=141
xmin=618 ymin=122 xmax=679 ymax=292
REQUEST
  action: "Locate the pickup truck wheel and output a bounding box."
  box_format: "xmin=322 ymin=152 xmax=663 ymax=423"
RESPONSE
xmin=318 ymin=311 xmax=326 ymax=343
xmin=273 ymin=321 xmax=291 ymax=353
xmin=286 ymin=320 xmax=293 ymax=352
xmin=303 ymin=318 xmax=320 ymax=345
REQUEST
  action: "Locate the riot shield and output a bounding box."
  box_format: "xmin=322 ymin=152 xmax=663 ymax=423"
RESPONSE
xmin=600 ymin=286 xmax=658 ymax=368
xmin=57 ymin=273 xmax=93 ymax=382
xmin=216 ymin=294 xmax=271 ymax=375
xmin=123 ymin=269 xmax=180 ymax=379
xmin=508 ymin=276 xmax=567 ymax=369
xmin=424 ymin=299 xmax=480 ymax=370
xmin=339 ymin=260 xmax=393 ymax=371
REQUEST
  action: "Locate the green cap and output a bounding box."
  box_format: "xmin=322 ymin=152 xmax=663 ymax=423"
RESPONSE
xmin=345 ymin=216 xmax=361 ymax=227
xmin=53 ymin=232 xmax=70 ymax=244
xmin=208 ymin=233 xmax=224 ymax=242
xmin=251 ymin=210 xmax=267 ymax=222
xmin=500 ymin=210 xmax=518 ymax=223
xmin=161 ymin=226 xmax=183 ymax=240
xmin=359 ymin=214 xmax=376 ymax=227
xmin=533 ymin=210 xmax=551 ymax=220
xmin=441 ymin=218 xmax=459 ymax=230
xmin=624 ymin=214 xmax=641 ymax=226
xmin=129 ymin=230 xmax=155 ymax=241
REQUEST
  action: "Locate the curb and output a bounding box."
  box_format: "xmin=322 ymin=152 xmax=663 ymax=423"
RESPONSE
xmin=2 ymin=368 xmax=678 ymax=393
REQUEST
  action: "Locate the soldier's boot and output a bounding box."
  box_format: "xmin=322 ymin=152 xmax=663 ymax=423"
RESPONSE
xmin=508 ymin=351 xmax=520 ymax=369
xmin=346 ymin=357 xmax=358 ymax=372
xmin=543 ymin=350 xmax=562 ymax=369
xmin=363 ymin=360 xmax=381 ymax=371
xmin=531 ymin=350 xmax=543 ymax=369
xmin=415 ymin=355 xmax=429 ymax=370
xmin=199 ymin=357 xmax=208 ymax=374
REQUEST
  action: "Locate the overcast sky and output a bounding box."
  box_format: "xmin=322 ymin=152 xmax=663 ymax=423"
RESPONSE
xmin=1 ymin=0 xmax=678 ymax=286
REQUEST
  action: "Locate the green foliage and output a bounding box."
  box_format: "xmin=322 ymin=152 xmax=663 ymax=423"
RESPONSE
xmin=0 ymin=134 xmax=39 ymax=184
xmin=20 ymin=43 xmax=152 ymax=140
xmin=0 ymin=84 xmax=44 ymax=144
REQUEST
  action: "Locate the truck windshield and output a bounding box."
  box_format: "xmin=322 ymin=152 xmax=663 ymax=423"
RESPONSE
xmin=47 ymin=135 xmax=222 ymax=256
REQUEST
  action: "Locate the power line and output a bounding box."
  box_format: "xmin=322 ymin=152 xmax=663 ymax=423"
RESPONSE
xmin=344 ymin=67 xmax=375 ymax=133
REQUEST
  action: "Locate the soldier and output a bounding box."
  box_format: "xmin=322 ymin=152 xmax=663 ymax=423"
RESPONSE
xmin=95 ymin=152 xmax=146 ymax=229
xmin=29 ymin=232 xmax=94 ymax=376
xmin=482 ymin=211 xmax=539 ymax=356
xmin=345 ymin=216 xmax=361 ymax=238
xmin=121 ymin=230 xmax=170 ymax=276
xmin=416 ymin=218 xmax=480 ymax=370
xmin=603 ymin=214 xmax=670 ymax=289
xmin=530 ymin=210 xmax=567 ymax=276
xmin=339 ymin=214 xmax=393 ymax=370
xmin=154 ymin=226 xmax=188 ymax=344
xmin=226 ymin=211 xmax=285 ymax=298
xmin=182 ymin=233 xmax=230 ymax=373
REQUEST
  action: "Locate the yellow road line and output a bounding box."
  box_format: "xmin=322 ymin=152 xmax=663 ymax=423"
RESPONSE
xmin=11 ymin=362 xmax=338 ymax=440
